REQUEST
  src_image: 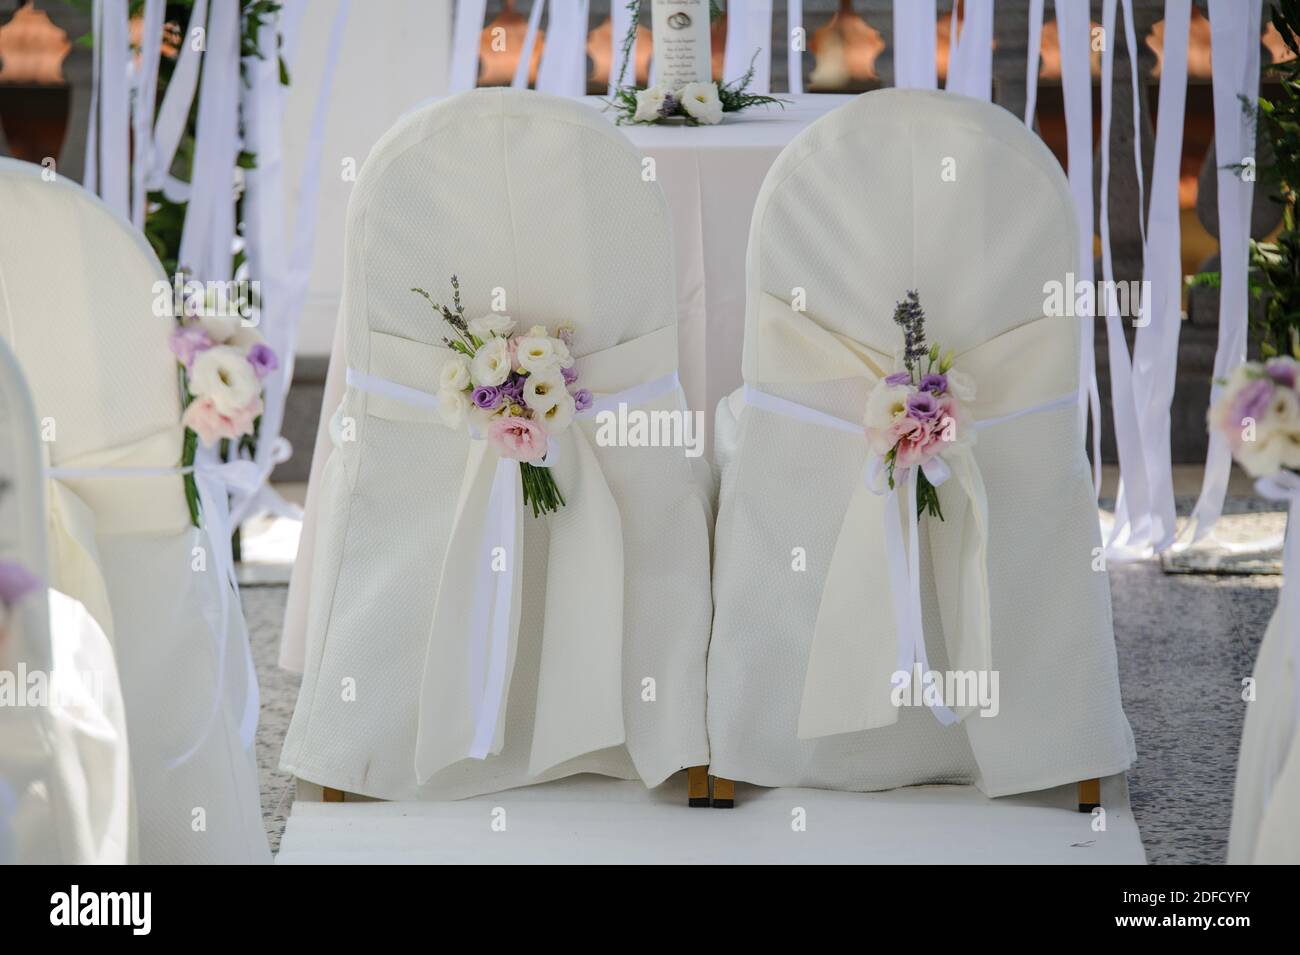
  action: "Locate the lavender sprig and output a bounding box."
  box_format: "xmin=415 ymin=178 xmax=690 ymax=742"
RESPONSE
xmin=893 ymin=289 xmax=928 ymax=375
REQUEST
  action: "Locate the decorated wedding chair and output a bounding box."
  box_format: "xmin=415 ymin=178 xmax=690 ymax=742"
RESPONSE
xmin=0 ymin=338 xmax=132 ymax=863
xmin=280 ymin=89 xmax=713 ymax=802
xmin=0 ymin=158 xmax=269 ymax=863
xmin=707 ymin=89 xmax=1135 ymax=805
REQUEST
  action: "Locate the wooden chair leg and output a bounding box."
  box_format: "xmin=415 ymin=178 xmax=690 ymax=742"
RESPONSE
xmin=1077 ymin=778 xmax=1100 ymax=813
xmin=687 ymin=766 xmax=710 ymax=807
xmin=323 ymin=786 xmax=345 ymax=803
xmin=712 ymin=776 xmax=735 ymax=809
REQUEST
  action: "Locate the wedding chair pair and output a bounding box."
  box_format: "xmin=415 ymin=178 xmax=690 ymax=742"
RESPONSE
xmin=0 ymin=158 xmax=270 ymax=863
xmin=0 ymin=338 xmax=131 ymax=863
xmin=283 ymin=88 xmax=1132 ymax=812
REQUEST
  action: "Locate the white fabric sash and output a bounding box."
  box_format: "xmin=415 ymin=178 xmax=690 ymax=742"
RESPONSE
xmin=893 ymin=0 xmax=938 ymax=91
xmin=723 ymin=0 xmax=774 ymax=93
xmin=512 ymin=0 xmax=547 ymax=90
xmin=1253 ymin=473 xmax=1300 ymax=804
xmin=344 ymin=331 xmax=682 ymax=781
xmin=449 ymin=0 xmax=489 ymax=92
xmin=42 ymin=442 xmax=271 ymax=766
xmin=743 ymin=385 xmax=1074 ymax=736
xmin=944 ymin=0 xmax=993 ymax=101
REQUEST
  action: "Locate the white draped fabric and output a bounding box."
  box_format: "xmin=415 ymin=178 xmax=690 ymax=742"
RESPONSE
xmin=1183 ymin=0 xmax=1264 ymax=544
xmin=0 ymin=341 xmax=132 ymax=865
xmin=893 ymin=0 xmax=937 ymax=91
xmin=944 ymin=0 xmax=993 ymax=101
xmin=707 ymin=90 xmax=1134 ymax=794
xmin=280 ymin=89 xmax=711 ymax=801
xmin=0 ymin=159 xmax=269 ymax=864
xmin=723 ymin=0 xmax=774 ymax=93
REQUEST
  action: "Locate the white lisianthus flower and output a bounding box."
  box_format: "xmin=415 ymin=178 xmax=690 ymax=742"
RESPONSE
xmin=679 ymin=82 xmax=723 ymax=125
xmin=470 ymin=336 xmax=512 ymax=387
xmin=862 ymin=382 xmax=911 ymax=457
xmin=438 ymin=387 xmax=469 ymax=428
xmin=196 ymin=312 xmax=242 ymax=344
xmin=523 ymin=372 xmax=565 ymax=414
xmin=553 ymin=336 xmax=574 ymax=368
xmin=189 ymin=345 xmax=260 ymax=414
xmin=944 ymin=368 xmax=977 ymax=403
xmin=468 ymin=314 xmax=516 ymax=339
xmin=227 ymin=324 xmax=266 ymax=350
xmin=541 ymin=390 xmax=576 ymax=433
xmin=634 ymin=85 xmax=668 ymax=122
xmin=439 ymin=354 xmax=472 ymax=391
xmin=516 ymin=336 xmax=561 ymax=376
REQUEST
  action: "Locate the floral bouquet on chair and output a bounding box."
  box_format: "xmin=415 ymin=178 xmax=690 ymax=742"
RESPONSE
xmin=1209 ymin=355 xmax=1300 ymax=478
xmin=863 ymin=290 xmax=976 ymax=520
xmin=415 ymin=277 xmax=593 ymax=517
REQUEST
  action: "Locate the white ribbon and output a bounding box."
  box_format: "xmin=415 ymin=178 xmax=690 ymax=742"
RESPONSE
xmin=787 ymin=0 xmax=804 ymax=94
xmin=893 ymin=0 xmax=937 ymax=91
xmin=346 ymin=365 xmax=681 ymax=770
xmin=130 ymin=0 xmax=165 ymax=229
xmin=1055 ymin=0 xmax=1103 ymax=496
xmin=513 ymin=0 xmax=547 ymax=89
xmin=1100 ymin=0 xmax=1154 ymax=560
xmin=743 ymin=383 xmax=1075 ymax=729
xmin=944 ymin=0 xmax=993 ymax=101
xmin=42 ymin=449 xmax=274 ymax=766
xmin=1132 ymin=0 xmax=1192 ymax=553
xmin=148 ymin=0 xmax=208 ymax=196
xmin=84 ymin=0 xmax=131 ymax=218
xmin=723 ymin=0 xmax=773 ymax=93
xmin=1024 ymin=0 xmax=1044 ymax=126
xmin=1183 ymin=0 xmax=1264 ymax=544
xmin=449 ymin=0 xmax=489 ymax=92
xmin=537 ymin=0 xmax=591 ymax=96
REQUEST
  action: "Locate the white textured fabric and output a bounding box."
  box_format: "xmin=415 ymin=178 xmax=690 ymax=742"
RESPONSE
xmin=0 ymin=158 xmax=269 ymax=864
xmin=0 ymin=340 xmax=132 ymax=864
xmin=707 ymin=89 xmax=1135 ymax=795
xmin=280 ymin=89 xmax=712 ymax=801
xmin=1229 ymin=605 xmax=1300 ymax=863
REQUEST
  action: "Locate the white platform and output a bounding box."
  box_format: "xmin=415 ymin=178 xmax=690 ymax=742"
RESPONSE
xmin=276 ymin=773 xmax=1145 ymax=864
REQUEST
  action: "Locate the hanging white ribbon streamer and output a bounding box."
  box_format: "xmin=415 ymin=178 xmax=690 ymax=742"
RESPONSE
xmin=449 ymin=0 xmax=489 ymax=91
xmin=346 ymin=365 xmax=681 ymax=763
xmin=945 ymin=0 xmax=993 ymax=100
xmin=84 ymin=0 xmax=130 ymax=218
xmin=1132 ymin=0 xmax=1191 ymax=553
xmin=1024 ymin=0 xmax=1044 ymax=125
xmin=1182 ymin=0 xmax=1264 ymax=543
xmin=609 ymin=0 xmax=634 ymax=94
xmin=742 ymin=383 xmax=1075 ymax=728
xmin=513 ymin=0 xmax=547 ymax=89
xmin=1055 ymin=0 xmax=1103 ymax=496
xmin=723 ymin=0 xmax=773 ymax=93
xmin=130 ymin=0 xmax=165 ymax=228
xmin=148 ymin=0 xmax=208 ymax=197
xmin=893 ymin=0 xmax=937 ymax=91
xmin=1098 ymin=0 xmax=1154 ymax=559
xmin=43 ymin=453 xmax=268 ymax=765
xmin=787 ymin=0 xmax=804 ymax=94
xmin=537 ymin=0 xmax=590 ymax=95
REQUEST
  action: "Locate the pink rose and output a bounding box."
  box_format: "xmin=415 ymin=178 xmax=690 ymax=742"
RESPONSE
xmin=488 ymin=415 xmax=548 ymax=462
xmin=182 ymin=395 xmax=262 ymax=447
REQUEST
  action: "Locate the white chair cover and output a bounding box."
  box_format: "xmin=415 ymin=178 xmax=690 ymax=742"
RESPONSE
xmin=707 ymin=89 xmax=1135 ymax=795
xmin=0 ymin=158 xmax=269 ymax=863
xmin=0 ymin=338 xmax=132 ymax=863
xmin=280 ymin=89 xmax=712 ymax=800
xmin=1228 ymin=596 xmax=1300 ymax=862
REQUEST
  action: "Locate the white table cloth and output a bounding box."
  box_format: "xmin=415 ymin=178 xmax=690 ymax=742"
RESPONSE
xmin=281 ymin=93 xmax=853 ymax=671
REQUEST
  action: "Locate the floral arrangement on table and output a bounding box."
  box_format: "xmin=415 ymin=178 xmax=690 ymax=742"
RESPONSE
xmin=169 ymin=300 xmax=279 ymax=525
xmin=607 ymin=1 xmax=786 ymax=126
xmin=863 ymin=291 xmax=975 ymax=520
xmin=1209 ymin=354 xmax=1300 ymax=478
xmin=415 ymin=276 xmax=592 ymax=517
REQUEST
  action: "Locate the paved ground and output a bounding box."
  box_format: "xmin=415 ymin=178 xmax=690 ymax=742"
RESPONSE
xmin=243 ymin=500 xmax=1282 ymax=864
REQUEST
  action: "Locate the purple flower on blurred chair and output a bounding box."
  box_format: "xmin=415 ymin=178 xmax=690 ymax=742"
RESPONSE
xmin=885 ymin=371 xmax=912 ymax=386
xmin=169 ymin=324 xmax=214 ymax=369
xmin=472 ymin=385 xmax=502 ymax=410
xmin=906 ymin=391 xmax=941 ymax=421
xmin=572 ymin=388 xmax=594 ymax=413
xmin=1231 ymin=377 xmax=1274 ymax=426
xmin=247 ymin=343 xmax=279 ymax=380
xmin=0 ymin=558 xmax=41 ymax=610
xmin=918 ymin=373 xmax=948 ymax=395
xmin=561 ymin=365 xmax=579 ymax=386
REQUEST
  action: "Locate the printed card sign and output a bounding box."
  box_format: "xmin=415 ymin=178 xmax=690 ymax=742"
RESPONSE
xmin=651 ymin=0 xmax=712 ymax=90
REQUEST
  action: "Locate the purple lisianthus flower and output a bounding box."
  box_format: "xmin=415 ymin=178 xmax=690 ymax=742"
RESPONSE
xmin=1231 ymin=377 xmax=1274 ymax=426
xmin=500 ymin=374 xmax=525 ymax=402
xmin=247 ymin=343 xmax=279 ymax=380
xmin=885 ymin=371 xmax=912 ymax=386
xmin=0 ymin=558 xmax=42 ymax=609
xmin=561 ymin=365 xmax=579 ymax=386
xmin=919 ymin=373 xmax=948 ymax=395
xmin=169 ymin=323 xmax=214 ymax=369
xmin=557 ymin=326 xmax=575 ymax=347
xmin=906 ymin=391 xmax=941 ymax=421
xmin=659 ymin=94 xmax=681 ymax=118
xmin=1265 ymin=358 xmax=1297 ymax=389
xmin=572 ymin=388 xmax=594 ymax=412
xmin=472 ymin=385 xmax=502 ymax=410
